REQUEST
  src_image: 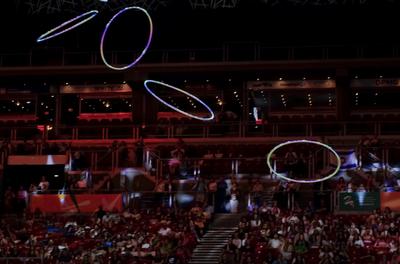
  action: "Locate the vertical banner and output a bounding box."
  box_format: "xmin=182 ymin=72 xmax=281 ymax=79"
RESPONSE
xmin=30 ymin=194 xmax=123 ymax=213
xmin=338 ymin=192 xmax=380 ymax=212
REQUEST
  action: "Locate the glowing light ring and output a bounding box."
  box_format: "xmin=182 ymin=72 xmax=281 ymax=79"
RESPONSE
xmin=37 ymin=10 xmax=99 ymax=43
xmin=100 ymin=6 xmax=153 ymax=71
xmin=144 ymin=80 xmax=215 ymax=121
xmin=266 ymin=140 xmax=341 ymax=183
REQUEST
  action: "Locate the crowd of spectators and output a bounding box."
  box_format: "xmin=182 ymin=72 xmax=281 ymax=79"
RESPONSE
xmin=221 ymin=205 xmax=400 ymax=264
xmin=0 ymin=203 xmax=211 ymax=263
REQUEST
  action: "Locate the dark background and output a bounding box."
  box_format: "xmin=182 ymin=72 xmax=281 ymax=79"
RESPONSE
xmin=0 ymin=0 xmax=399 ymax=52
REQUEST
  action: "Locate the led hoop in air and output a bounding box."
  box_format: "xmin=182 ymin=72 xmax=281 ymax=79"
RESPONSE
xmin=100 ymin=6 xmax=153 ymax=71
xmin=266 ymin=140 xmax=341 ymax=183
xmin=144 ymin=80 xmax=215 ymax=121
xmin=37 ymin=10 xmax=99 ymax=43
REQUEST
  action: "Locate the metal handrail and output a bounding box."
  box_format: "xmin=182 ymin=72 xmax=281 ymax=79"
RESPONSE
xmin=1 ymin=44 xmax=399 ymax=67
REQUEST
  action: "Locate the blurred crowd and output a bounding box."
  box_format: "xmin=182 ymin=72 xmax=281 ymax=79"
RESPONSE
xmin=0 ymin=203 xmax=211 ymax=264
xmin=222 ymin=206 xmax=400 ymax=264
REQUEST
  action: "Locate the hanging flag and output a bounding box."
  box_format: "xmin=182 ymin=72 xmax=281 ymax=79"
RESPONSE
xmin=330 ymin=149 xmax=358 ymax=171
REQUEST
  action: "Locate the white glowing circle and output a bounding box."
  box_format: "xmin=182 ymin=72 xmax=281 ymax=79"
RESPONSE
xmin=37 ymin=10 xmax=99 ymax=42
xmin=144 ymin=80 xmax=215 ymax=121
xmin=266 ymin=139 xmax=341 ymax=183
xmin=100 ymin=6 xmax=153 ymax=71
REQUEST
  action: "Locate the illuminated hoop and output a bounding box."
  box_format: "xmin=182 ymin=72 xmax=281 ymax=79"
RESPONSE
xmin=100 ymin=6 xmax=153 ymax=71
xmin=37 ymin=10 xmax=99 ymax=42
xmin=266 ymin=140 xmax=341 ymax=183
xmin=144 ymin=80 xmax=215 ymax=121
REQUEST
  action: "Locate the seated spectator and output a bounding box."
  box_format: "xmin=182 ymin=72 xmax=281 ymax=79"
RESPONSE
xmin=38 ymin=176 xmax=49 ymax=192
xmin=336 ymin=177 xmax=346 ymax=192
xmin=269 ymin=233 xmax=283 ymax=249
xmin=294 ymin=234 xmax=308 ymax=255
xmin=29 ymin=183 xmax=37 ymax=193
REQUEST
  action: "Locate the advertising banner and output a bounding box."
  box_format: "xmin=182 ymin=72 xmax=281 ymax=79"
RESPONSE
xmin=338 ymin=192 xmax=380 ymax=212
xmin=8 ymin=155 xmax=68 ymax=165
xmin=29 ymin=194 xmax=123 ymax=213
xmin=60 ymin=84 xmax=131 ymax=94
xmin=351 ymin=79 xmax=400 ymax=88
xmin=248 ymin=80 xmax=336 ymax=90
xmin=380 ymin=192 xmax=400 ymax=211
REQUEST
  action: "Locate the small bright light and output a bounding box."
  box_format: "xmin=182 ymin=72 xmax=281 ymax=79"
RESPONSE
xmin=355 ymin=76 xmax=359 ymax=79
xmin=16 ymin=101 xmax=20 ymax=106
xmin=379 ymin=75 xmax=383 ymax=78
xmin=105 ymin=103 xmax=110 ymax=108
xmin=26 ymin=101 xmax=31 ymax=104
xmin=303 ymin=77 xmax=306 ymax=80
xmin=327 ymin=76 xmax=331 ymax=80
xmin=65 ymin=82 xmax=69 ymax=85
xmin=54 ymin=174 xmax=59 ymax=178
xmin=279 ymin=77 xmax=283 ymax=81
xmin=256 ymin=78 xmax=260 ymax=81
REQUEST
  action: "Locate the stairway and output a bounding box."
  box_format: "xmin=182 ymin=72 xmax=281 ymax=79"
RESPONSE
xmin=189 ymin=214 xmax=242 ymax=264
xmin=261 ymin=188 xmax=276 ymax=206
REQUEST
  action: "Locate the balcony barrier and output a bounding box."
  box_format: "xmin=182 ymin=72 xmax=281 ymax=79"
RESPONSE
xmin=0 ymin=120 xmax=394 ymax=141
xmin=1 ymin=45 xmax=400 ymax=68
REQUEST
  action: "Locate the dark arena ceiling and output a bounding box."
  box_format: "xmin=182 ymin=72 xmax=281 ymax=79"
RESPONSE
xmin=0 ymin=0 xmax=399 ymax=52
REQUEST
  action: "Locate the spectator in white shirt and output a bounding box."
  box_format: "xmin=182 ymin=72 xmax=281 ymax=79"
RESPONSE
xmin=269 ymin=234 xmax=283 ymax=249
xmin=158 ymin=225 xmax=172 ymax=236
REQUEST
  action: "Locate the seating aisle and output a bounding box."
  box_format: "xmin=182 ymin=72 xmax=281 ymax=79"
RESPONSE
xmin=189 ymin=213 xmax=242 ymax=264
